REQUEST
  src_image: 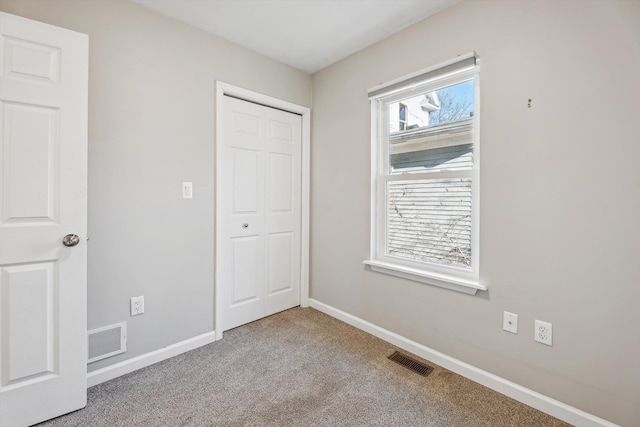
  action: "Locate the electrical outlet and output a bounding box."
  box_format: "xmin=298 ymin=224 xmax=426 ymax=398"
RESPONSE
xmin=130 ymin=296 xmax=144 ymax=316
xmin=502 ymin=311 xmax=518 ymax=334
xmin=534 ymin=320 xmax=552 ymax=346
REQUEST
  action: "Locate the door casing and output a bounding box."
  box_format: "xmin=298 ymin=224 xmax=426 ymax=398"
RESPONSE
xmin=215 ymin=82 xmax=310 ymax=340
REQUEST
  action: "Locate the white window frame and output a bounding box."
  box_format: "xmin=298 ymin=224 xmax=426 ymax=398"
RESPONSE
xmin=364 ymin=54 xmax=486 ymax=295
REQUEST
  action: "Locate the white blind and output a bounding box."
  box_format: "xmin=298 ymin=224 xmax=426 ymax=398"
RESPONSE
xmin=368 ymin=53 xmax=477 ymax=99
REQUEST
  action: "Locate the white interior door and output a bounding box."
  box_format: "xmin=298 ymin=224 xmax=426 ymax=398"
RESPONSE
xmin=220 ymin=95 xmax=301 ymax=331
xmin=0 ymin=12 xmax=88 ymax=427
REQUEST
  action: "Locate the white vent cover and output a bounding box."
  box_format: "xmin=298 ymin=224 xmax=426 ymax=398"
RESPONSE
xmin=88 ymin=322 xmax=126 ymax=363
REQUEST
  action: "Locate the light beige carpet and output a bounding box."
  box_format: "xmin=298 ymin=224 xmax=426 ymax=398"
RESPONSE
xmin=39 ymin=307 xmax=571 ymax=426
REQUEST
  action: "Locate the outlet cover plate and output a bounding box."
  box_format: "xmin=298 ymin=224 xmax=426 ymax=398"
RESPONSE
xmin=130 ymin=296 xmax=145 ymax=316
xmin=535 ymin=320 xmax=552 ymax=346
xmin=503 ymin=311 xmax=518 ymax=334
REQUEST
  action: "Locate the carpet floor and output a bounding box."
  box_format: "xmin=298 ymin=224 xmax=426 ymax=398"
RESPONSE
xmin=39 ymin=307 xmax=571 ymax=426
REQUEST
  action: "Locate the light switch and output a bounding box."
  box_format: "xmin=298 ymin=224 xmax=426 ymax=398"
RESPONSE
xmin=182 ymin=182 xmax=193 ymax=199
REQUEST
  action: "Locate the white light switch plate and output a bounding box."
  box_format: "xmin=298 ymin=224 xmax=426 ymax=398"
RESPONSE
xmin=182 ymin=182 xmax=193 ymax=199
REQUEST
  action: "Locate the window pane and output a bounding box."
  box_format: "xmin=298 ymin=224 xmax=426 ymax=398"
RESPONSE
xmin=391 ymin=143 xmax=472 ymax=172
xmin=399 ymin=103 xmax=406 ymax=121
xmin=426 ymin=80 xmax=474 ymax=126
xmin=387 ymin=178 xmax=472 ymax=269
xmin=388 ymin=80 xmax=474 ymax=174
xmin=398 ymin=103 xmax=407 ymax=131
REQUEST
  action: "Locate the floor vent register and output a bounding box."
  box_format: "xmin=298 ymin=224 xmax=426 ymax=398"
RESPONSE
xmin=388 ymin=351 xmax=433 ymax=377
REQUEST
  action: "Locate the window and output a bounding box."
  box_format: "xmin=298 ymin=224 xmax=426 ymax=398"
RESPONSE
xmin=398 ymin=102 xmax=407 ymax=130
xmin=364 ymin=54 xmax=485 ymax=295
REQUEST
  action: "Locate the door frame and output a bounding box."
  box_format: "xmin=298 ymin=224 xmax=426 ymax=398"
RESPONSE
xmin=215 ymin=81 xmax=310 ymax=340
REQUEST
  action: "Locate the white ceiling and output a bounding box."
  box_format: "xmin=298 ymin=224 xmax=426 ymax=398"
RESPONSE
xmin=132 ymin=0 xmax=460 ymax=74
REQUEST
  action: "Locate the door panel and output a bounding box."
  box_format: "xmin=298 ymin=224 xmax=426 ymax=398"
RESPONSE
xmin=225 ymin=232 xmax=264 ymax=325
xmin=220 ymin=96 xmax=301 ymax=331
xmin=1 ymin=262 xmax=56 ymax=385
xmin=269 ymin=120 xmax=294 ymax=142
xmin=4 ymin=36 xmax=60 ymax=84
xmin=232 ymin=111 xmax=259 ymax=137
xmin=268 ymin=153 xmax=293 ymax=212
xmin=264 ymin=109 xmax=300 ymax=316
xmin=232 ymin=149 xmax=259 ymax=213
xmin=2 ymin=102 xmax=58 ymax=222
xmin=221 ymin=97 xmax=265 ymax=330
xmin=267 ymin=232 xmax=292 ymax=295
xmin=0 ymin=12 xmax=87 ymax=427
xmin=230 ymin=236 xmax=260 ymax=304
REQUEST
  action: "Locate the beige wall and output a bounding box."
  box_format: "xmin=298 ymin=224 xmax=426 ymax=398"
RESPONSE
xmin=0 ymin=0 xmax=311 ymax=371
xmin=311 ymin=0 xmax=640 ymax=425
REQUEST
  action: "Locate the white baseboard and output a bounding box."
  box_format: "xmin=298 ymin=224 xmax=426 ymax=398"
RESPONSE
xmin=308 ymin=299 xmax=618 ymax=427
xmin=87 ymin=331 xmax=217 ymax=388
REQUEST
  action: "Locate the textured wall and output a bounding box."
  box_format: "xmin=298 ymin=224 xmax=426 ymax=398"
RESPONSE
xmin=0 ymin=0 xmax=311 ymax=371
xmin=310 ymin=0 xmax=640 ymax=425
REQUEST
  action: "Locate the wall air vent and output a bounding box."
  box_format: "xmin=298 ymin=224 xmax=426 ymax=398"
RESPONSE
xmin=88 ymin=322 xmax=126 ymax=363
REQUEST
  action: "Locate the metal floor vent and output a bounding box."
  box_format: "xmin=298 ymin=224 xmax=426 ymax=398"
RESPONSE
xmin=388 ymin=351 xmax=433 ymax=377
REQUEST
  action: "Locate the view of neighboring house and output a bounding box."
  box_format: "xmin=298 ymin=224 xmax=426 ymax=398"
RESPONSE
xmin=388 ymin=91 xmax=439 ymax=132
xmin=387 ymin=80 xmax=475 ymax=269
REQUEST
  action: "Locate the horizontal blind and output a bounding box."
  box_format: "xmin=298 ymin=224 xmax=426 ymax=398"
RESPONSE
xmin=368 ymin=53 xmax=477 ymax=99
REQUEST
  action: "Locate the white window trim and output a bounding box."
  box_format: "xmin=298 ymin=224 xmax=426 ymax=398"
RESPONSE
xmin=365 ymin=55 xmax=486 ymax=295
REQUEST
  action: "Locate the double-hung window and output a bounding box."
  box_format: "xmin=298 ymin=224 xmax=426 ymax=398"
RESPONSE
xmin=365 ymin=53 xmax=485 ymax=295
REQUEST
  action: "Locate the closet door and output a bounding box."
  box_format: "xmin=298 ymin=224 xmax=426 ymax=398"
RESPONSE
xmin=219 ymin=96 xmax=301 ymax=331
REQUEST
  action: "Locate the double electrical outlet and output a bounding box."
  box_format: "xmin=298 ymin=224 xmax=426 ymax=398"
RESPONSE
xmin=502 ymin=311 xmax=552 ymax=346
xmin=130 ymin=296 xmax=145 ymax=316
xmin=534 ymin=320 xmax=552 ymax=346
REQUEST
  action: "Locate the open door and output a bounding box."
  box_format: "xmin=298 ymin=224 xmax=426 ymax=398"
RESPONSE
xmin=0 ymin=12 xmax=88 ymax=427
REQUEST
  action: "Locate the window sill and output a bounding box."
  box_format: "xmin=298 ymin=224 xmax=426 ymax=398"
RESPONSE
xmin=363 ymin=260 xmax=486 ymax=295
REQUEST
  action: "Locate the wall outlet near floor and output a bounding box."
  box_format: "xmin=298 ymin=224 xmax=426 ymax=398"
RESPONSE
xmin=534 ymin=320 xmax=552 ymax=346
xmin=502 ymin=311 xmax=518 ymax=334
xmin=130 ymin=296 xmax=145 ymax=316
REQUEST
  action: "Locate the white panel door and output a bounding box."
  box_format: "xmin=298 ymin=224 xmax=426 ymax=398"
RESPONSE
xmin=220 ymin=96 xmax=301 ymax=331
xmin=0 ymin=12 xmax=88 ymax=427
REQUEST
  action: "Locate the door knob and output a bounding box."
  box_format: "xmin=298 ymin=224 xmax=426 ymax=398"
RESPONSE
xmin=62 ymin=234 xmax=80 ymax=247
xmin=242 ymin=223 xmax=249 ymax=228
